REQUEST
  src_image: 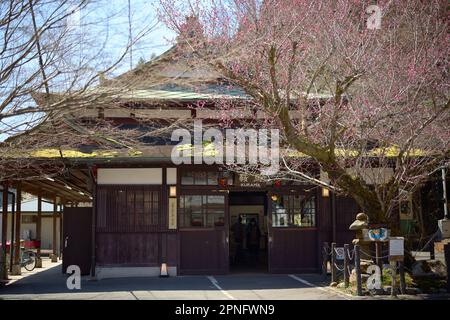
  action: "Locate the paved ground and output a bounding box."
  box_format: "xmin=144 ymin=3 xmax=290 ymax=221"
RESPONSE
xmin=0 ymin=259 xmax=350 ymax=300
xmin=1 ymin=258 xmax=448 ymax=300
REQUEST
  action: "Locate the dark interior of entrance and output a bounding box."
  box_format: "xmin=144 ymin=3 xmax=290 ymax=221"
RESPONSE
xmin=229 ymin=191 xmax=268 ymax=273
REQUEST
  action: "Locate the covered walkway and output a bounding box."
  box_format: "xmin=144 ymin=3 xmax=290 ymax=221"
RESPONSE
xmin=1 ymin=165 xmax=93 ymax=282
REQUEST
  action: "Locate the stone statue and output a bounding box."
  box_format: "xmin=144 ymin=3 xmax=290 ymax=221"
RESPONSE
xmin=349 ymin=213 xmax=369 ymax=231
xmin=349 ymin=213 xmax=371 ymax=258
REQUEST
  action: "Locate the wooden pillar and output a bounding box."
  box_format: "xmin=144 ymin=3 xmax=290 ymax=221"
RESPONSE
xmin=375 ymin=242 xmax=383 ymax=269
xmin=90 ymin=172 xmax=97 ymax=278
xmin=399 ymin=261 xmax=406 ymax=294
xmin=354 ymin=244 xmax=363 ymax=296
xmin=322 ymin=242 xmax=329 ymax=279
xmin=59 ymin=203 xmax=63 ymax=259
xmin=51 ymin=197 xmax=58 ymax=262
xmin=430 ymin=241 xmax=435 ymax=260
xmin=343 ymin=244 xmax=350 ymax=288
xmin=9 ymin=192 xmax=15 ymax=273
xmin=11 ymin=182 xmax=22 ymax=275
xmin=330 ymin=242 xmax=337 ymax=284
xmin=390 ymin=261 xmax=398 ymax=297
xmin=444 ymin=244 xmax=450 ymax=293
xmin=1 ymin=183 xmax=9 ymax=280
xmin=36 ymin=193 xmax=42 ymax=268
xmin=331 ymin=192 xmax=337 ymax=243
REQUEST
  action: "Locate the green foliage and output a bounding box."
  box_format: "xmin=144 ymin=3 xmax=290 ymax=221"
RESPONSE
xmin=381 ymin=268 xmax=414 ymax=287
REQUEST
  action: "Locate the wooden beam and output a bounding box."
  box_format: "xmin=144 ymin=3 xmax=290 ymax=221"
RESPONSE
xmin=23 ymin=180 xmax=75 ymax=200
xmin=21 ymin=180 xmax=88 ymax=203
xmin=12 ymin=182 xmax=21 ymax=275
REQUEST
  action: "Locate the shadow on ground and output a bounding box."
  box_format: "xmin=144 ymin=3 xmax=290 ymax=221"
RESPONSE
xmin=0 ymin=263 xmax=331 ymax=297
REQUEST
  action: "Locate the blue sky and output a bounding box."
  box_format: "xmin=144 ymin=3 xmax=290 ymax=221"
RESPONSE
xmin=0 ymin=0 xmax=177 ymax=141
xmin=80 ymin=0 xmax=177 ymax=74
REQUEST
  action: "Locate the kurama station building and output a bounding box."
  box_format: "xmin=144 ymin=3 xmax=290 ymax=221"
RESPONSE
xmin=2 ymin=43 xmax=434 ymax=280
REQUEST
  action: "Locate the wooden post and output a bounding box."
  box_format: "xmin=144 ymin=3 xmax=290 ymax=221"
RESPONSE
xmin=391 ymin=261 xmax=397 ymax=297
xmin=51 ymin=197 xmax=58 ymax=262
xmin=344 ymin=244 xmax=350 ymax=288
xmin=36 ymin=193 xmax=42 ymax=268
xmin=331 ymin=242 xmax=337 ymax=284
xmin=430 ymin=240 xmax=435 ymax=260
xmin=399 ymin=261 xmax=406 ymax=294
xmin=1 ymin=183 xmax=9 ymax=280
xmin=9 ymin=192 xmax=15 ymax=273
xmin=444 ymin=244 xmax=450 ymax=293
xmin=322 ymin=242 xmax=329 ymax=279
xmin=59 ymin=203 xmax=63 ymax=259
xmin=90 ymin=178 xmax=97 ymax=279
xmin=354 ymin=244 xmax=363 ymax=296
xmin=331 ymin=192 xmax=336 ymax=243
xmin=11 ymin=182 xmax=21 ymax=275
xmin=375 ymin=242 xmax=383 ymax=269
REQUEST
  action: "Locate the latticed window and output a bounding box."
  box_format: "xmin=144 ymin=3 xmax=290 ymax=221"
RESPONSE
xmin=179 ymin=195 xmax=225 ymax=228
xmin=271 ymin=194 xmax=316 ymax=227
xmin=97 ymin=186 xmax=160 ymax=232
xmin=181 ymin=169 xmax=233 ymax=185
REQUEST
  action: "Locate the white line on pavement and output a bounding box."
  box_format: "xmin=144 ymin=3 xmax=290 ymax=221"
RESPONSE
xmin=207 ymin=276 xmax=236 ymax=300
xmin=288 ymin=274 xmax=352 ymax=300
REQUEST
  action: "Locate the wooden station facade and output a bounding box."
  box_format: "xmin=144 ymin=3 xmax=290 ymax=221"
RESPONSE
xmin=89 ymin=164 xmax=358 ymax=278
xmin=1 ymin=45 xmax=359 ymax=279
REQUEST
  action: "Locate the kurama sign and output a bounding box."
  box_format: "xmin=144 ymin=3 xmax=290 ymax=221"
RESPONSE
xmin=168 ymin=198 xmax=177 ymax=230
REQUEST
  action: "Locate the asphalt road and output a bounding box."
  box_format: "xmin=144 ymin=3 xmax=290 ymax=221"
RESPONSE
xmin=0 ymin=260 xmax=348 ymax=300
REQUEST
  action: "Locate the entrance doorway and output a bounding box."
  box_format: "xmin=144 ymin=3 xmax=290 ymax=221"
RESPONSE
xmin=229 ymin=191 xmax=268 ymax=273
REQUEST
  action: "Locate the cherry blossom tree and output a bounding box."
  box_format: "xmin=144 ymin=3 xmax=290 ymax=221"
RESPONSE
xmin=159 ymin=0 xmax=449 ymax=225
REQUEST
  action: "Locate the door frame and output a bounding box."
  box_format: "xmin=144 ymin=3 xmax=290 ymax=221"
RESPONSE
xmin=267 ymin=189 xmax=319 ymax=273
xmin=62 ymin=207 xmax=93 ymax=275
xmin=228 ymin=190 xmax=269 ymax=272
xmin=177 ymin=188 xmax=230 ymax=274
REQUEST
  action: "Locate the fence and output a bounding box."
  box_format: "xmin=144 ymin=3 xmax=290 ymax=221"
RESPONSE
xmin=322 ymin=241 xmax=407 ymax=296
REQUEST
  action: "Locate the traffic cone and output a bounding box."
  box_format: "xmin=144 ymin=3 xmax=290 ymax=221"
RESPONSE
xmin=160 ymin=263 xmax=169 ymax=277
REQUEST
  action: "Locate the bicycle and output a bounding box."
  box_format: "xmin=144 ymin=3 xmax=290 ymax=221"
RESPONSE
xmin=20 ymin=247 xmax=37 ymax=271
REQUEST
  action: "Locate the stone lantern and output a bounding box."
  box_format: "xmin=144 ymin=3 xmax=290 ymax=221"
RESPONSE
xmin=349 ymin=213 xmax=371 ymax=260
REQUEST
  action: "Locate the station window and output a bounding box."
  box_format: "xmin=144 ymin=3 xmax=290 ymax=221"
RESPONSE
xmin=96 ymin=187 xmax=160 ymax=232
xmin=179 ymin=195 xmax=225 ymax=228
xmin=181 ymin=170 xmax=233 ymax=186
xmin=271 ymin=194 xmax=316 ymax=227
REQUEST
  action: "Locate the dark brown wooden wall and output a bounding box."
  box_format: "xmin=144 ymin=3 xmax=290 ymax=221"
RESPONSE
xmin=96 ymin=185 xmax=177 ymax=267
xmin=269 ymin=228 xmax=318 ymax=273
xmin=318 ymin=193 xmax=360 ymax=247
xmin=179 ymin=229 xmax=228 ymax=274
xmin=334 ymin=195 xmax=360 ymax=245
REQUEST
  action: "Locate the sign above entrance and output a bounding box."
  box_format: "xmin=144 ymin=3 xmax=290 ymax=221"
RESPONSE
xmin=237 ymin=174 xmax=266 ymax=188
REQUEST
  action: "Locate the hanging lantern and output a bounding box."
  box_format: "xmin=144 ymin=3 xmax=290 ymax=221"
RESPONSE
xmin=274 ymin=180 xmax=282 ymax=188
xmin=218 ymin=177 xmax=227 ymax=187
